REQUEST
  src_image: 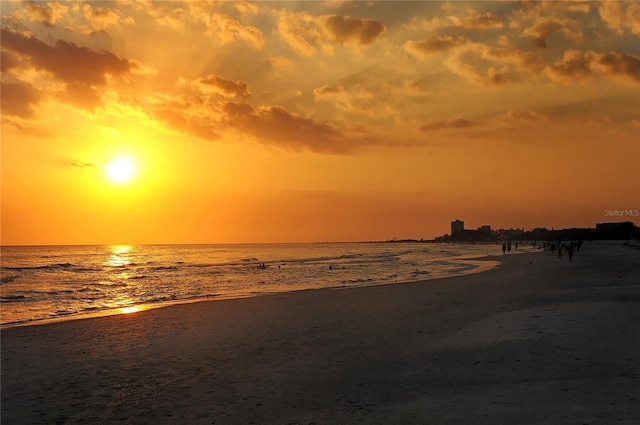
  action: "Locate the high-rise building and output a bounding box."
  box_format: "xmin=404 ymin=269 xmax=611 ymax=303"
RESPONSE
xmin=451 ymin=220 xmax=464 ymax=236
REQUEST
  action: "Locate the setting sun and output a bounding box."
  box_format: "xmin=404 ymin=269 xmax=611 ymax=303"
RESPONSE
xmin=105 ymin=158 xmax=135 ymax=184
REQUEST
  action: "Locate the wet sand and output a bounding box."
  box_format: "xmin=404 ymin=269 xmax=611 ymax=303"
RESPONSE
xmin=2 ymin=243 xmax=639 ymax=424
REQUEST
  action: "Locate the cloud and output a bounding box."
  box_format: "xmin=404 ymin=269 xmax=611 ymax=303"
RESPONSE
xmin=440 ymin=44 xmax=541 ymax=87
xmin=152 ymin=108 xmax=221 ymax=141
xmin=402 ymin=79 xmax=428 ymax=95
xmin=324 ymin=15 xmax=386 ymax=45
xmin=460 ymin=13 xmax=504 ymax=30
xmin=222 ymin=102 xmax=347 ymax=153
xmin=69 ymin=160 xmax=99 ymax=169
xmin=277 ymin=11 xmax=385 ymax=56
xmin=81 ymin=4 xmax=135 ymax=33
xmin=1 ymin=49 xmax=20 ymax=73
xmin=520 ymin=19 xmax=583 ymax=48
xmin=545 ymin=50 xmax=640 ymax=86
xmin=15 ymin=1 xmax=69 ymax=27
xmin=235 ymin=2 xmax=260 ymax=16
xmin=180 ymin=75 xmax=251 ymax=98
xmin=598 ymin=2 xmax=640 ymax=35
xmin=499 ymin=110 xmax=550 ymax=126
xmin=592 ymin=52 xmax=640 ymax=85
xmin=204 ymin=12 xmax=264 ymax=49
xmin=544 ymin=49 xmax=594 ymax=82
xmin=420 ymin=118 xmax=476 ymax=131
xmin=277 ymin=12 xmax=320 ymax=56
xmin=1 ymin=28 xmax=139 ymax=86
xmin=0 ymin=81 xmax=42 ymax=118
xmin=481 ymin=46 xmax=542 ymax=73
xmin=405 ymin=31 xmax=543 ymax=87
xmin=1 ymin=28 xmax=143 ymax=111
xmin=311 ymin=84 xmax=376 ymax=114
xmin=313 ymin=85 xmax=345 ymax=98
xmin=404 ymin=35 xmax=469 ymax=56
xmin=64 ymin=82 xmax=103 ymax=110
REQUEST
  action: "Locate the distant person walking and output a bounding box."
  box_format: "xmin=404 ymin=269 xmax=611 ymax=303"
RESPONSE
xmin=507 ymin=241 xmax=512 ymax=254
xmin=502 ymin=243 xmax=507 ymax=255
xmin=567 ymin=245 xmax=574 ymax=262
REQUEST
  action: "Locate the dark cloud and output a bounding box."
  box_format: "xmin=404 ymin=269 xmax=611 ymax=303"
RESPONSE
xmin=313 ymin=85 xmax=344 ymax=97
xmin=324 ymin=15 xmax=386 ymax=45
xmin=405 ymin=35 xmax=468 ymax=55
xmin=1 ymin=49 xmax=20 ymax=73
xmin=69 ymin=160 xmax=99 ymax=168
xmin=545 ymin=49 xmax=593 ymax=82
xmin=196 ymin=74 xmax=251 ymax=98
xmin=545 ymin=50 xmax=640 ymax=85
xmin=593 ymin=52 xmax=640 ymax=85
xmin=1 ymin=28 xmax=142 ymax=112
xmin=420 ymin=118 xmax=476 ymax=131
xmin=1 ymin=28 xmax=139 ymax=86
xmin=488 ymin=68 xmax=511 ymax=85
xmin=65 ymin=83 xmax=103 ymax=110
xmin=521 ymin=21 xmax=562 ymax=49
xmin=152 ymin=108 xmax=220 ymax=141
xmin=222 ymin=102 xmax=347 ymax=153
xmin=0 ymin=81 xmax=42 ymax=118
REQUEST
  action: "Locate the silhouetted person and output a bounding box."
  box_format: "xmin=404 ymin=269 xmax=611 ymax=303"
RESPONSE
xmin=567 ymin=245 xmax=574 ymax=262
xmin=502 ymin=243 xmax=507 ymax=255
xmin=507 ymin=241 xmax=512 ymax=254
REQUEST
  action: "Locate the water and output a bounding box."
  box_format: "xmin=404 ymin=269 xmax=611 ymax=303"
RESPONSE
xmin=0 ymin=243 xmax=510 ymax=327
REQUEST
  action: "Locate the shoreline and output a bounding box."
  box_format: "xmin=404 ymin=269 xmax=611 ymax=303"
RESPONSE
xmin=3 ymin=243 xmax=638 ymax=424
xmin=1 ymin=251 xmax=506 ymax=329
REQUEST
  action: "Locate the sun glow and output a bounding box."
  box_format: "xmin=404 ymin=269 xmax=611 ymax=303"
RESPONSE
xmin=105 ymin=157 xmax=135 ymax=183
xmin=120 ymin=306 xmax=140 ymax=314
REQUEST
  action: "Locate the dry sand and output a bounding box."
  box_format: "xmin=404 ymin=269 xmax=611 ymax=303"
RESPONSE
xmin=2 ymin=243 xmax=639 ymax=424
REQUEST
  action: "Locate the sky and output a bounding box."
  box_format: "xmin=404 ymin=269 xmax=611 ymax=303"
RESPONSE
xmin=1 ymin=0 xmax=639 ymax=245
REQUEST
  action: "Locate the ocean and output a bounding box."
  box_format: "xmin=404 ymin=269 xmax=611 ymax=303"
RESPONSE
xmin=0 ymin=242 xmax=513 ymax=327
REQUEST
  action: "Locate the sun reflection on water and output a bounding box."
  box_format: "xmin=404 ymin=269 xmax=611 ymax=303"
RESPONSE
xmin=106 ymin=245 xmax=133 ymax=267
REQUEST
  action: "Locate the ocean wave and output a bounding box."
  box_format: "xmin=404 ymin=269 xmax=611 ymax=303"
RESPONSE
xmin=2 ymin=262 xmax=74 ymax=271
xmin=151 ymin=266 xmax=178 ymax=271
xmin=51 ymin=309 xmax=78 ymax=317
xmin=1 ymin=275 xmax=17 ymax=284
xmin=0 ymin=295 xmax=27 ymax=302
xmin=449 ymin=264 xmax=478 ymax=273
xmin=77 ymin=286 xmax=102 ymax=293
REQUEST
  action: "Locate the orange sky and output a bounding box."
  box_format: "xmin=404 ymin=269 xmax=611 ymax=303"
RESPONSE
xmin=1 ymin=1 xmax=639 ymax=245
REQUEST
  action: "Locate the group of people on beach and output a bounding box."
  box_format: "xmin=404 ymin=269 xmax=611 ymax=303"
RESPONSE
xmin=546 ymin=240 xmax=583 ymax=262
xmin=501 ymin=239 xmax=583 ymax=262
xmin=501 ymin=241 xmax=517 ymax=254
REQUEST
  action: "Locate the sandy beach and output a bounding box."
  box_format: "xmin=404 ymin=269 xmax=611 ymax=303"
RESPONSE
xmin=2 ymin=243 xmax=639 ymax=425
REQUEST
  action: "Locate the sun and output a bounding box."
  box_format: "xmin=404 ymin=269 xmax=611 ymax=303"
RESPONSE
xmin=105 ymin=157 xmax=136 ymax=183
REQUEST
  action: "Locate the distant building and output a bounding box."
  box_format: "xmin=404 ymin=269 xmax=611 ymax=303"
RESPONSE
xmin=451 ymin=220 xmax=464 ymax=236
xmin=595 ymin=222 xmax=636 ymax=239
xmin=596 ymin=222 xmax=626 ymax=232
